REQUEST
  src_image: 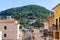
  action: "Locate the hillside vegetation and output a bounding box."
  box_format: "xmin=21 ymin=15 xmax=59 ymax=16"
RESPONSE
xmin=0 ymin=5 xmax=52 ymax=28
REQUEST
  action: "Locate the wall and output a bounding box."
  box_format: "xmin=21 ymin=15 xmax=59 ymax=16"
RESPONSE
xmin=54 ymin=6 xmax=60 ymax=30
xmin=0 ymin=22 xmax=20 ymax=40
xmin=0 ymin=31 xmax=2 ymax=40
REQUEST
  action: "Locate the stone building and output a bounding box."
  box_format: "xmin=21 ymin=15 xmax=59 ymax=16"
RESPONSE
xmin=0 ymin=16 xmax=20 ymax=40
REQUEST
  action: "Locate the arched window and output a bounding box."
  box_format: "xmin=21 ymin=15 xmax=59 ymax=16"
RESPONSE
xmin=4 ymin=34 xmax=7 ymax=37
xmin=4 ymin=26 xmax=7 ymax=30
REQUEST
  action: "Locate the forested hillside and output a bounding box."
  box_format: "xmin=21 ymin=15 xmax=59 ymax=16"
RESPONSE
xmin=0 ymin=5 xmax=53 ymax=28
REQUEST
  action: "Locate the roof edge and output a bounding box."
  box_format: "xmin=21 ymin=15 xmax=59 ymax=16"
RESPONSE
xmin=52 ymin=3 xmax=60 ymax=10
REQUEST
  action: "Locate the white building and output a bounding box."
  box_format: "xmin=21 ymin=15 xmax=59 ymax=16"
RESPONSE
xmin=0 ymin=16 xmax=20 ymax=40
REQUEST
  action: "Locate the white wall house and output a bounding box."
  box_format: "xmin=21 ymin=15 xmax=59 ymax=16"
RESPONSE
xmin=0 ymin=16 xmax=20 ymax=40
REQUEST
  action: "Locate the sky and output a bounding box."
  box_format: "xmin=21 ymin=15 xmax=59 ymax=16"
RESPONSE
xmin=0 ymin=0 xmax=60 ymax=11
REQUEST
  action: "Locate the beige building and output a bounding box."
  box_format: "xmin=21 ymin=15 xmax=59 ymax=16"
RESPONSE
xmin=0 ymin=16 xmax=20 ymax=40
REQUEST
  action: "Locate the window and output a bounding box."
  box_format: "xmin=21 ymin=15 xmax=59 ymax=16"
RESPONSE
xmin=4 ymin=34 xmax=7 ymax=37
xmin=56 ymin=18 xmax=58 ymax=30
xmin=20 ymin=26 xmax=22 ymax=29
xmin=4 ymin=26 xmax=7 ymax=30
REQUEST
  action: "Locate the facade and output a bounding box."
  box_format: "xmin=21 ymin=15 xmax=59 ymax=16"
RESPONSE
xmin=48 ymin=15 xmax=54 ymax=31
xmin=0 ymin=16 xmax=20 ymax=40
xmin=48 ymin=16 xmax=54 ymax=27
xmin=52 ymin=3 xmax=60 ymax=40
xmin=19 ymin=30 xmax=24 ymax=40
xmin=44 ymin=13 xmax=54 ymax=31
xmin=52 ymin=3 xmax=60 ymax=30
xmin=44 ymin=21 xmax=49 ymax=30
xmin=32 ymin=29 xmax=41 ymax=40
xmin=0 ymin=31 xmax=2 ymax=40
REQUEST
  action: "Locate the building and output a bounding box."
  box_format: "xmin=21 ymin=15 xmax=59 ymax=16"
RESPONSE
xmin=48 ymin=14 xmax=54 ymax=27
xmin=0 ymin=31 xmax=2 ymax=40
xmin=32 ymin=29 xmax=41 ymax=40
xmin=0 ymin=16 xmax=20 ymax=40
xmin=28 ymin=19 xmax=36 ymax=26
xmin=19 ymin=30 xmax=24 ymax=40
xmin=44 ymin=20 xmax=49 ymax=30
xmin=52 ymin=3 xmax=60 ymax=40
xmin=48 ymin=14 xmax=54 ymax=31
xmin=44 ymin=13 xmax=54 ymax=31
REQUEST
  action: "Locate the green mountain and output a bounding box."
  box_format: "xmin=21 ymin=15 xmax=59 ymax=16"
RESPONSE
xmin=0 ymin=5 xmax=52 ymax=28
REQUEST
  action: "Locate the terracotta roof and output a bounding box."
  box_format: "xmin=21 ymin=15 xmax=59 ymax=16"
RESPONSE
xmin=52 ymin=3 xmax=60 ymax=10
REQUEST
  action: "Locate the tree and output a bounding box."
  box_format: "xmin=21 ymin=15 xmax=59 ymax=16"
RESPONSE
xmin=33 ymin=20 xmax=44 ymax=28
xmin=0 ymin=5 xmax=52 ymax=28
xmin=21 ymin=22 xmax=28 ymax=28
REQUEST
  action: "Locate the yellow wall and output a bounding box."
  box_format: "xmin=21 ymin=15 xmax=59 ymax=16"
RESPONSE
xmin=53 ymin=5 xmax=60 ymax=39
xmin=54 ymin=7 xmax=60 ymax=30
